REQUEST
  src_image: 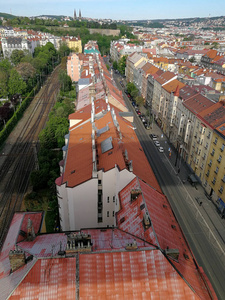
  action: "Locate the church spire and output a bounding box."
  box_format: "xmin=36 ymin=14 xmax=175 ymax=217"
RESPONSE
xmin=79 ymin=9 xmax=81 ymax=19
xmin=74 ymin=9 xmax=77 ymax=20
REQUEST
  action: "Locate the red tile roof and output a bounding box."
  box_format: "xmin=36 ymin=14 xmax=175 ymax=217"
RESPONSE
xmin=183 ymin=94 xmax=214 ymax=115
xmin=117 ymin=177 xmax=216 ymax=300
xmin=163 ymin=79 xmax=185 ymax=94
xmin=198 ymin=101 xmax=225 ymax=130
xmin=9 ymin=258 xmax=76 ymax=300
xmin=155 ymin=71 xmax=176 ymax=85
xmin=79 ymin=251 xmax=201 ymax=299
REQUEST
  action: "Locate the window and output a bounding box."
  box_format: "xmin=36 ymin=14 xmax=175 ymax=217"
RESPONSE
xmin=98 ymin=179 xmax=102 ymax=185
xmin=207 ymin=132 xmax=211 ymax=139
xmin=107 ymin=197 xmax=109 ymax=203
xmin=221 ymin=144 xmax=225 ymax=152
xmin=215 ymin=167 xmax=219 ymax=174
xmin=211 ymin=149 xmax=215 ymax=156
xmin=205 ymin=142 xmax=208 ymax=149
xmin=222 ymin=175 xmax=225 ymax=183
xmin=107 ymin=211 xmax=109 ymax=217
xmin=219 ymin=186 xmax=223 ymax=194
xmin=112 ymin=211 xmax=115 ymax=217
xmin=218 ymin=155 xmax=222 ymax=163
xmin=212 ymin=177 xmax=216 ymax=185
xmin=113 ymin=196 xmax=115 ymax=203
xmin=206 ymin=170 xmax=209 ymax=177
xmin=214 ymin=137 xmax=218 ymax=145
xmin=208 ymin=160 xmax=212 ymax=167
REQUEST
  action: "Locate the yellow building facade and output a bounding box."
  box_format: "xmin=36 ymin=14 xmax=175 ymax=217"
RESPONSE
xmin=204 ymin=130 xmax=225 ymax=203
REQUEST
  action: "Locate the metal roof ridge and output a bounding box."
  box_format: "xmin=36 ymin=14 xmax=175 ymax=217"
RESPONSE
xmin=136 ymin=177 xmax=161 ymax=250
xmin=7 ymin=258 xmax=38 ymax=300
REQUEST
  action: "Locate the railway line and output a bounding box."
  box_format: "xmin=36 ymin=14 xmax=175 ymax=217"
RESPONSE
xmin=0 ymin=64 xmax=63 ymax=247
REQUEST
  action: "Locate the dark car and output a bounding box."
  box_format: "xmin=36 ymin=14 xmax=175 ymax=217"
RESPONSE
xmin=132 ymin=101 xmax=136 ymax=106
xmin=143 ymin=121 xmax=149 ymax=129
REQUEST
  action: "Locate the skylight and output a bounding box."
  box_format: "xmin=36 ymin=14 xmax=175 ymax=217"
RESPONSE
xmin=101 ymin=136 xmax=113 ymax=153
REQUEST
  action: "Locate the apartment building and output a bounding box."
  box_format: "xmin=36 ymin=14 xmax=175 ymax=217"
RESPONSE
xmin=202 ymin=102 xmax=225 ymax=202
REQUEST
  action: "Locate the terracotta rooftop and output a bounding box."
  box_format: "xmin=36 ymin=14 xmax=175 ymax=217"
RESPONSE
xmin=9 ymin=258 xmax=76 ymax=300
xmin=155 ymin=71 xmax=176 ymax=85
xmin=184 ymin=94 xmax=214 ymax=115
xmin=163 ymin=79 xmax=185 ymax=94
xmin=198 ymin=101 xmax=225 ymax=130
xmin=117 ymin=177 xmax=216 ymax=300
xmin=79 ymin=251 xmax=201 ymax=300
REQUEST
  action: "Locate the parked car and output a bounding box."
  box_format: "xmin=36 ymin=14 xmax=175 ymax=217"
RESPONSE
xmin=136 ymin=110 xmax=141 ymax=115
xmin=158 ymin=146 xmax=164 ymax=153
xmin=154 ymin=141 xmax=160 ymax=147
xmin=150 ymin=134 xmax=158 ymax=140
xmin=132 ymin=101 xmax=136 ymax=106
xmin=143 ymin=121 xmax=150 ymax=129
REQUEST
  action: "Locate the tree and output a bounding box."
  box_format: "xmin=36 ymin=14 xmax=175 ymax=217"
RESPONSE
xmin=113 ymin=61 xmax=118 ymax=70
xmin=126 ymin=82 xmax=138 ymax=95
xmin=0 ymin=59 xmax=12 ymax=78
xmin=189 ymin=56 xmax=196 ymax=63
xmin=10 ymin=49 xmax=25 ymax=65
xmin=8 ymin=69 xmax=27 ymax=98
xmin=59 ymin=71 xmax=72 ymax=92
xmin=58 ymin=42 xmax=70 ymax=58
xmin=16 ymin=62 xmax=36 ymax=81
xmin=118 ymin=55 xmax=127 ymax=75
xmin=0 ymin=71 xmax=8 ymax=98
xmin=135 ymin=96 xmax=144 ymax=106
xmin=131 ymin=89 xmax=139 ymax=99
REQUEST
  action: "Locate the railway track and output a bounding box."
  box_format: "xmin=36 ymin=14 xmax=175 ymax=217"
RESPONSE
xmin=0 ymin=64 xmax=63 ymax=248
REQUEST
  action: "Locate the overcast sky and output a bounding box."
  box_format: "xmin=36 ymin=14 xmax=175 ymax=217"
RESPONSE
xmin=2 ymin=0 xmax=225 ymax=20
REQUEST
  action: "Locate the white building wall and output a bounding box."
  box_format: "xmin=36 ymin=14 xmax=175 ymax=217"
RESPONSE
xmin=66 ymin=178 xmax=98 ymax=230
xmin=101 ymin=167 xmax=135 ymax=227
xmin=57 ymin=183 xmax=70 ymax=231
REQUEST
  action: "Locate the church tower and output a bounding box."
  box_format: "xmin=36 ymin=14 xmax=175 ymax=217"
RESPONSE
xmin=74 ymin=9 xmax=77 ymax=20
xmin=79 ymin=9 xmax=82 ymax=19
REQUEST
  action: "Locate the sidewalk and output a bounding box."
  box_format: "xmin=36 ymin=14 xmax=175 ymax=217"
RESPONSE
xmin=146 ymin=116 xmax=225 ymax=246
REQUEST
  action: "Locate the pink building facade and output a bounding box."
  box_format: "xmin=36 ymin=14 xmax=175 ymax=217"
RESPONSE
xmin=67 ymin=53 xmax=83 ymax=82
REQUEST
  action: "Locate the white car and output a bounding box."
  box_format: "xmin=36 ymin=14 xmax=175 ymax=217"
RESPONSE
xmin=158 ymin=146 xmax=164 ymax=153
xmin=154 ymin=141 xmax=160 ymax=147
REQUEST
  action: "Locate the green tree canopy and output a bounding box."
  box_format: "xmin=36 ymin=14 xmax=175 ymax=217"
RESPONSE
xmin=58 ymin=42 xmax=70 ymax=58
xmin=10 ymin=49 xmax=25 ymax=65
xmin=59 ymin=70 xmax=72 ymax=92
xmin=0 ymin=71 xmax=8 ymax=98
xmin=8 ymin=69 xmax=27 ymax=97
xmin=118 ymin=55 xmax=127 ymax=75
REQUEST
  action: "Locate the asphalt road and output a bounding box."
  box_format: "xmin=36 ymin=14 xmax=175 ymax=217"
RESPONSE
xmin=113 ymin=71 xmax=225 ymax=300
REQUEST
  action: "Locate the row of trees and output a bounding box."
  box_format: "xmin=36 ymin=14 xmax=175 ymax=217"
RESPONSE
xmin=0 ymin=42 xmax=71 ymax=129
xmin=3 ymin=16 xmax=118 ymax=30
xmin=112 ymin=55 xmax=127 ymax=75
xmin=126 ymin=82 xmax=144 ymax=106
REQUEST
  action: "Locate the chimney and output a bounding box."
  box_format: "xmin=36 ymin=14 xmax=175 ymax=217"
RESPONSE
xmin=9 ymin=246 xmax=26 ymax=272
xmin=27 ymin=218 xmax=35 ymax=241
xmin=165 ymin=248 xmax=179 ymax=260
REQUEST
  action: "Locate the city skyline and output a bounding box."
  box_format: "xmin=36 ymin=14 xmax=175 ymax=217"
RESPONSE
xmin=1 ymin=0 xmax=225 ymax=21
